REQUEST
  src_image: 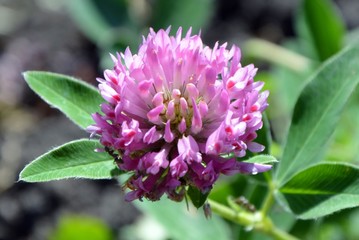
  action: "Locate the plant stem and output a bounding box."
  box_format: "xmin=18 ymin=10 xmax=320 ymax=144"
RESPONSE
xmin=208 ymin=199 xmax=299 ymax=240
xmin=261 ymin=172 xmax=275 ymax=216
xmin=208 ymin=198 xmax=254 ymax=226
xmin=244 ymin=38 xmax=314 ymax=73
xmin=262 ymin=220 xmax=300 ymax=240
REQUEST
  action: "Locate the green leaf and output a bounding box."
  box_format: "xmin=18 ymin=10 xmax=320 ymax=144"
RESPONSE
xmin=278 ymin=162 xmax=359 ymax=219
xmin=133 ymin=197 xmax=232 ymax=240
xmin=243 ymin=155 xmax=277 ymax=165
xmin=303 ymin=0 xmax=345 ymax=61
xmin=66 ymin=0 xmax=131 ymax=48
xmin=294 ymin=7 xmax=320 ymax=61
xmin=49 ymin=214 xmax=113 ymax=240
xmin=325 ymin=97 xmax=359 ymax=163
xmin=254 ymin=113 xmax=272 ymax=155
xmin=275 ymin=44 xmax=359 ymax=185
xmin=209 ymin=175 xmax=248 ymax=205
xmin=150 ymin=0 xmax=214 ymax=33
xmin=188 ymin=186 xmax=210 ymax=209
xmin=19 ymin=139 xmax=120 ymax=182
xmin=23 ymin=71 xmax=103 ymax=129
xmin=92 ymin=0 xmax=131 ymax=28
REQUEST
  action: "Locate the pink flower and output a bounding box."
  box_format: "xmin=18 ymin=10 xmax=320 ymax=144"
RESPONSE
xmin=88 ymin=27 xmax=270 ymax=202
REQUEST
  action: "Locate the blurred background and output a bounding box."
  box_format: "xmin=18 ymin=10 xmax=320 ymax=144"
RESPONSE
xmin=0 ymin=0 xmax=359 ymax=239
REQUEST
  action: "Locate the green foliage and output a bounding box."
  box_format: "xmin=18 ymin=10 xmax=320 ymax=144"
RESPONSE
xmin=23 ymin=71 xmax=103 ymax=129
xmin=92 ymin=0 xmax=131 ymax=28
xmin=279 ymin=163 xmax=359 ymax=219
xmin=66 ymin=1 xmax=116 ymax=48
xmin=66 ymin=0 xmax=215 ymax=69
xmin=253 ymin=113 xmax=272 ymax=155
xmin=275 ymin=43 xmax=359 ymax=185
xmin=49 ymin=214 xmax=113 ymax=240
xmin=66 ymin=0 xmax=135 ymax=49
xmin=187 ymin=185 xmax=210 ymax=209
xmin=150 ymin=0 xmax=214 ymax=33
xmin=133 ymin=197 xmax=232 ymax=240
xmin=209 ymin=175 xmax=248 ymax=205
xmin=243 ymin=155 xmax=277 ymax=165
xmin=302 ymin=0 xmax=345 ymax=61
xmin=19 ymin=139 xmax=120 ymax=182
xmin=323 ymin=85 xmax=359 ymax=164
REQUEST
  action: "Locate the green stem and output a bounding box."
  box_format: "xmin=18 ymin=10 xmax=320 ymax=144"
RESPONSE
xmin=208 ymin=199 xmax=298 ymax=240
xmin=261 ymin=172 xmax=275 ymax=216
xmin=244 ymin=38 xmax=314 ymax=73
xmin=208 ymin=198 xmax=254 ymax=226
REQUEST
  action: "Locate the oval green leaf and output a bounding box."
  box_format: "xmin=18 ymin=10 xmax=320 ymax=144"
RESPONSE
xmin=275 ymin=44 xmax=359 ymax=185
xmin=23 ymin=71 xmax=103 ymax=129
xmin=243 ymin=155 xmax=277 ymax=165
xmin=278 ymin=162 xmax=359 ymax=219
xmin=19 ymin=139 xmax=120 ymax=182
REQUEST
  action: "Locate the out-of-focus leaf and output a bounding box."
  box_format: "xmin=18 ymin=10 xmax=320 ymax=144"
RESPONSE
xmin=49 ymin=214 xmax=113 ymax=240
xmin=209 ymin=176 xmax=248 ymax=205
xmin=92 ymin=0 xmax=131 ymax=27
xmin=269 ymin=40 xmax=315 ymax=113
xmin=254 ymin=113 xmax=272 ymax=155
xmin=269 ymin=64 xmax=306 ymax=140
xmin=133 ymin=197 xmax=232 ymax=240
xmin=253 ymin=40 xmax=315 ymax=143
xmin=303 ymin=0 xmax=345 ymax=61
xmin=119 ymin=214 xmax=169 ymax=240
xmin=23 ymin=71 xmax=103 ymax=129
xmin=294 ymin=7 xmax=319 ymax=60
xmin=278 ymin=163 xmax=359 ymax=219
xmin=150 ymin=0 xmax=214 ymax=33
xmin=19 ymin=139 xmax=120 ymax=182
xmin=325 ymin=104 xmax=359 ymax=163
xmin=66 ymin=0 xmax=114 ymax=47
xmin=66 ymin=0 xmax=135 ymax=48
xmin=66 ymin=0 xmax=140 ymax=67
xmin=346 ymin=27 xmax=359 ymax=46
xmin=275 ymin=44 xmax=359 ymax=185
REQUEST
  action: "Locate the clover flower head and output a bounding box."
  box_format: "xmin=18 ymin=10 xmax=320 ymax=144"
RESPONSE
xmin=88 ymin=27 xmax=270 ymax=202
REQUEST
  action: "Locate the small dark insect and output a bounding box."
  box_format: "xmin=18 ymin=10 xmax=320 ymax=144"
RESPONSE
xmin=104 ymin=146 xmax=122 ymax=163
xmin=235 ymin=196 xmax=256 ymax=213
xmin=203 ymin=202 xmax=212 ymax=219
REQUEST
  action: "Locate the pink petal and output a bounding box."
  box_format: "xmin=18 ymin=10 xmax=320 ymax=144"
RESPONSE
xmin=147 ymin=105 xmax=164 ymax=123
xmin=191 ymin=98 xmax=202 ymax=134
xmin=164 ymin=120 xmax=175 ymax=143
xmin=247 ymin=142 xmax=265 ymax=153
xmin=143 ymin=126 xmax=162 ymax=144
